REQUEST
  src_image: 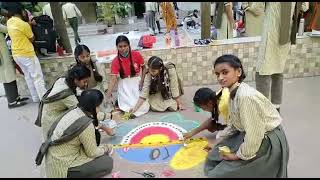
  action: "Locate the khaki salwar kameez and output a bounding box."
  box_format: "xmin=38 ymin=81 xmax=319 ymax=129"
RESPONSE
xmin=204 ymin=83 xmax=289 ymax=178
xmin=140 ymin=66 xmax=180 ymax=112
xmin=44 ymin=107 xmax=113 ymax=178
xmin=40 ymin=78 xmax=78 ymax=138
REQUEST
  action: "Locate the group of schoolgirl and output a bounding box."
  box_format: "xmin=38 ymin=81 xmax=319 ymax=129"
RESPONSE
xmin=35 ymin=34 xmax=289 ymax=178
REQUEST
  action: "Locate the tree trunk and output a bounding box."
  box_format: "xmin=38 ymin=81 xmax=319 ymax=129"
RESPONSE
xmin=50 ymin=2 xmax=72 ymax=53
xmin=201 ymin=2 xmax=211 ymax=39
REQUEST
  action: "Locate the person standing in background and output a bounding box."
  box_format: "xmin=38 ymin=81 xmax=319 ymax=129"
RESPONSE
xmin=213 ymin=2 xmax=236 ymax=39
xmin=303 ymin=2 xmax=320 ymax=31
xmin=242 ymin=2 xmax=265 ymax=37
xmin=255 ymin=2 xmax=301 ymax=112
xmin=0 ymin=7 xmax=28 ymax=108
xmin=42 ymin=2 xmax=53 ymax=20
xmin=62 ymin=2 xmax=84 ymax=46
xmin=145 ymin=2 xmax=157 ymax=35
xmin=155 ymin=2 xmax=163 ymax=34
xmin=4 ymin=2 xmax=47 ymax=103
xmin=160 ymin=2 xmax=180 ymax=47
xmin=173 ymin=2 xmax=179 ymax=18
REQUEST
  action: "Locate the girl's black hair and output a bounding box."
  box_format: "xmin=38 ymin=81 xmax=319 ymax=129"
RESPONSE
xmin=193 ymin=87 xmax=222 ymax=123
xmin=78 ymin=89 xmax=104 ymax=125
xmin=74 ymin=44 xmax=103 ymax=82
xmin=148 ymin=56 xmax=172 ymax=100
xmin=65 ymin=64 xmax=91 ymax=94
xmin=193 ymin=9 xmax=199 ymax=18
xmin=116 ymin=35 xmax=136 ymax=79
xmin=148 ymin=56 xmax=163 ymax=69
xmin=77 ymin=89 xmax=104 ymax=146
xmin=213 ymin=54 xmax=246 ymax=83
xmin=2 ymin=2 xmax=24 ymax=18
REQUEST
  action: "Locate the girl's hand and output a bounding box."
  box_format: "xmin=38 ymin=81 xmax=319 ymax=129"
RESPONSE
xmin=99 ymin=124 xmax=115 ymax=136
xmin=139 ymin=81 xmax=144 ymax=91
xmin=183 ymin=131 xmax=193 ymax=139
xmin=221 ymin=153 xmax=240 ymax=161
xmin=175 ymin=98 xmax=184 ymax=110
xmin=129 ymin=108 xmax=135 ymax=115
xmin=203 ymin=145 xmax=213 ymax=152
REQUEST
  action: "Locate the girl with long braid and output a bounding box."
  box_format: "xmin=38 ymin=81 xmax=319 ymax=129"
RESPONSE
xmin=105 ymin=35 xmax=149 ymax=117
xmin=130 ymin=56 xmax=184 ymax=114
xmin=73 ymin=44 xmax=105 ymax=92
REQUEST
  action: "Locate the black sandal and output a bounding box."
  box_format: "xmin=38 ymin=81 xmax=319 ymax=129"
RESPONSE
xmin=16 ymin=96 xmax=29 ymax=102
xmin=8 ymin=101 xmax=27 ymax=109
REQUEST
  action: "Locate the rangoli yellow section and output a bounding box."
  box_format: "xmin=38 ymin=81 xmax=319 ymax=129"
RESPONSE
xmin=140 ymin=134 xmax=170 ymax=144
xmin=169 ymin=139 xmax=208 ymax=170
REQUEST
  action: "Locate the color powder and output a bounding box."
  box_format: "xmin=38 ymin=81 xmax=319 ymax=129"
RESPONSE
xmin=169 ymin=140 xmax=208 ymax=170
xmin=141 ymin=134 xmax=170 ymax=144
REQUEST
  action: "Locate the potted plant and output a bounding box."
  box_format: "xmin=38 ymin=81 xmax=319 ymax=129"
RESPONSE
xmin=111 ymin=2 xmax=132 ymax=24
xmin=96 ymin=2 xmax=115 ymax=27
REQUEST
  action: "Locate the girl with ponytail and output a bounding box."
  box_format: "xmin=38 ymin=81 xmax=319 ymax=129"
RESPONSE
xmin=183 ymin=87 xmax=227 ymax=140
xmin=105 ymin=35 xmax=149 ymax=117
xmin=73 ymin=44 xmax=105 ymax=92
xmin=196 ymin=54 xmax=288 ymax=178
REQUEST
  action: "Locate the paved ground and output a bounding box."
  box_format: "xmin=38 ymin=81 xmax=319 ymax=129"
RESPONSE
xmin=68 ymin=24 xmax=200 ymax=53
xmin=0 ymin=76 xmax=319 ymax=178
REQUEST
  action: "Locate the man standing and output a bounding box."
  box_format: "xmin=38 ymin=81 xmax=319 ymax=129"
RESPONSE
xmin=62 ymin=2 xmax=83 ymax=45
xmin=255 ymin=2 xmax=301 ymax=112
xmin=4 ymin=3 xmax=47 ymax=103
xmin=145 ymin=2 xmax=157 ymax=35
xmin=213 ymin=2 xmax=236 ymax=39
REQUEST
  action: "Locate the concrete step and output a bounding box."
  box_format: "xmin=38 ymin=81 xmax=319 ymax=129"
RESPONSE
xmin=67 ymin=23 xmax=108 ymax=36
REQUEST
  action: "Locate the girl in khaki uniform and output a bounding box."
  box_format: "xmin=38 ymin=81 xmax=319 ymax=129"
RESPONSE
xmin=36 ymin=89 xmax=113 ymax=178
xmin=185 ymin=55 xmax=289 ymax=178
xmin=73 ymin=44 xmax=107 ymax=95
xmin=130 ymin=56 xmax=183 ymax=114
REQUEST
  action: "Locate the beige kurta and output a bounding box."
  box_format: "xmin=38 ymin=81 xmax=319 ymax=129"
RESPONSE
xmin=140 ymin=67 xmax=180 ymax=112
xmin=256 ymin=2 xmax=295 ymax=75
xmin=242 ymin=2 xmax=265 ymax=37
xmin=45 ymin=107 xmax=107 ymax=178
xmin=74 ymin=61 xmax=107 ymax=94
xmin=0 ymin=24 xmax=16 ymax=83
xmin=217 ymin=2 xmax=234 ymax=40
xmin=218 ymin=82 xmax=282 ymax=160
xmin=41 ymin=77 xmax=78 ymax=138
